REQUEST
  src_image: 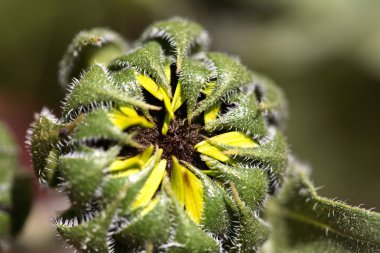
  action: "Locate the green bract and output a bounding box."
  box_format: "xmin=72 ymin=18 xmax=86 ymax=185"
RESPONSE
xmin=262 ymin=159 xmax=380 ymax=253
xmin=0 ymin=122 xmax=32 ymax=250
xmin=28 ymin=17 xmax=380 ymax=253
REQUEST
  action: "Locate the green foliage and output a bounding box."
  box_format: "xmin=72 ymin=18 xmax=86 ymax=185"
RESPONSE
xmin=28 ymin=17 xmax=380 ymax=253
xmin=0 ymin=122 xmax=32 ymax=250
xmin=59 ymin=28 xmax=128 ymax=87
xmin=262 ymin=159 xmax=380 ymax=253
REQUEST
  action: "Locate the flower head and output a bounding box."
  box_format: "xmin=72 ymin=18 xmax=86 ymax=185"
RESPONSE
xmin=29 ymin=18 xmax=288 ymax=252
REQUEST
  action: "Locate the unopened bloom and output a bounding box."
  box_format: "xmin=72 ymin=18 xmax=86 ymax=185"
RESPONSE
xmin=29 ymin=18 xmax=288 ymax=253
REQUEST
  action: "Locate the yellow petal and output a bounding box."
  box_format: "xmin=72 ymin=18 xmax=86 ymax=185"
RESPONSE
xmin=184 ymin=169 xmax=204 ymax=224
xmin=135 ymin=73 xmax=164 ymax=100
xmin=171 ymin=157 xmax=186 ymax=206
xmin=140 ymin=197 xmax=160 ymax=217
xmin=161 ymin=81 xmax=186 ymax=135
xmin=162 ymin=113 xmax=171 ymax=135
xmin=165 ymin=64 xmax=171 ymax=84
xmin=204 ymin=102 xmax=221 ymax=124
xmin=108 ymin=146 xmax=154 ymax=175
xmin=171 ymin=157 xmax=204 ymax=224
xmin=132 ymin=159 xmax=167 ymax=210
xmin=195 ymin=141 xmax=234 ymax=164
xmin=108 ymin=156 xmax=141 ymax=172
xmin=202 ymin=82 xmax=216 ymax=96
xmin=119 ymin=106 xmax=139 ymax=117
xmin=194 ymin=132 xmax=256 ymax=163
xmin=160 ymin=87 xmax=174 ymax=118
xmin=140 ymin=145 xmax=154 ymax=164
xmin=109 ymin=106 xmax=154 ymax=130
xmin=202 ymin=131 xmax=257 ymax=148
xmin=172 ymin=81 xmax=185 ymax=112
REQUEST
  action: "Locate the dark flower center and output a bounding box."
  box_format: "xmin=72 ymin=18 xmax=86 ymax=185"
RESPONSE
xmin=134 ymin=118 xmax=205 ymax=171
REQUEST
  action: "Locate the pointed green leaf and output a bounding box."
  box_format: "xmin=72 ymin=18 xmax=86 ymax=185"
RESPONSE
xmin=59 ymin=28 xmax=128 ymax=87
xmin=62 ymin=64 xmax=158 ymax=121
xmin=184 ymin=162 xmax=237 ymax=243
xmin=28 ymin=109 xmax=62 ymax=185
xmin=249 ymin=74 xmax=288 ymax=126
xmin=110 ymin=41 xmax=171 ymax=96
xmin=179 ymin=59 xmax=216 ymax=119
xmin=205 ymin=93 xmax=268 ymax=139
xmin=59 ymin=146 xmax=120 ymax=208
xmin=167 ymin=197 xmax=221 ymax=253
xmin=141 ymin=17 xmax=209 ymax=70
xmin=224 ymin=130 xmax=288 ymax=188
xmin=229 ymin=183 xmax=269 ymax=253
xmin=56 ymin=196 xmax=121 ymax=253
xmin=201 ymin=156 xmax=268 ymax=212
xmin=115 ymin=193 xmax=172 ymax=251
xmin=191 ymin=52 xmax=252 ymax=118
xmin=263 ymin=162 xmax=380 ymax=253
xmin=70 ymin=108 xmax=141 ymax=147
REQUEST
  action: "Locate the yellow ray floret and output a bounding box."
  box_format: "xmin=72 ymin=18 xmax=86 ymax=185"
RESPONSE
xmin=162 ymin=81 xmax=186 ymax=134
xmin=132 ymin=159 xmax=167 ymax=210
xmin=140 ymin=196 xmax=160 ymax=217
xmin=109 ymin=106 xmax=154 ymax=130
xmin=171 ymin=81 xmax=185 ymax=112
xmin=194 ymin=132 xmax=257 ymax=164
xmin=204 ymin=102 xmax=221 ymax=124
xmin=195 ymin=143 xmax=234 ymax=164
xmin=201 ymin=81 xmax=221 ymax=124
xmin=135 ymin=73 xmax=174 ymax=118
xmin=171 ymin=156 xmax=204 ymax=224
xmin=108 ymin=146 xmax=154 ymax=178
xmin=202 ymin=82 xmax=216 ymax=96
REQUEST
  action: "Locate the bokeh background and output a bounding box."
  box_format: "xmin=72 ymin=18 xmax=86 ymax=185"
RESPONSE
xmin=0 ymin=0 xmax=379 ymax=251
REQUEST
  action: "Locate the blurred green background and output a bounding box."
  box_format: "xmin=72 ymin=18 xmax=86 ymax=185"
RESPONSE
xmin=0 ymin=0 xmax=379 ymax=248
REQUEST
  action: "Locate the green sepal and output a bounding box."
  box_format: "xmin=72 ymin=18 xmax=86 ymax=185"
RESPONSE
xmin=184 ymin=162 xmax=236 ymax=241
xmin=191 ymin=52 xmax=252 ymax=118
xmin=262 ymin=161 xmax=380 ymax=253
xmin=70 ymin=108 xmax=140 ymax=147
xmin=141 ymin=17 xmax=209 ymax=70
xmin=205 ymin=93 xmax=268 ymax=139
xmin=179 ymin=59 xmax=216 ymax=119
xmin=114 ymin=193 xmax=172 ymax=251
xmin=201 ymin=156 xmax=268 ymax=212
xmin=167 ymin=196 xmax=222 ymax=253
xmin=56 ymin=194 xmax=122 ymax=253
xmin=229 ymin=183 xmax=269 ymax=253
xmin=111 ymin=69 xmax=144 ymax=99
xmin=59 ymin=146 xmax=120 ymax=208
xmin=251 ymin=74 xmax=287 ymax=126
xmin=109 ymin=41 xmax=171 ymax=96
xmin=59 ymin=28 xmax=128 ymax=87
xmin=29 ymin=109 xmax=62 ymax=185
xmin=225 ymin=130 xmax=288 ymax=187
xmin=62 ymin=64 xmax=157 ymax=121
